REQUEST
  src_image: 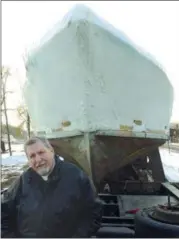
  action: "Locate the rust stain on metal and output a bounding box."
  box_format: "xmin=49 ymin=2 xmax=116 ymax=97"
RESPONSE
xmin=133 ymin=119 xmax=142 ymax=126
xmin=52 ymin=127 xmax=63 ymax=132
xmin=61 ymin=120 xmax=71 ymax=127
xmin=49 ymin=133 xmax=166 ymax=185
xmin=120 ymin=125 xmax=133 ymax=131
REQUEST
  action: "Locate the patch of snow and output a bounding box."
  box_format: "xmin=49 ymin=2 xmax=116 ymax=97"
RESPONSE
xmin=163 ymin=166 xmax=179 ymax=182
xmin=160 ymin=148 xmax=179 ymax=169
xmin=159 ymin=148 xmax=179 ymax=182
xmin=2 ymin=153 xmax=27 ymax=166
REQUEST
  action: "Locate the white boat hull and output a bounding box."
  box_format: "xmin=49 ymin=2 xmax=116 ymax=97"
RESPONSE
xmin=24 ymin=4 xmax=173 ymax=140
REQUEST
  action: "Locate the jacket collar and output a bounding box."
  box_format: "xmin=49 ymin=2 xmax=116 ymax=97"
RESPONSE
xmin=48 ymin=155 xmax=62 ymax=181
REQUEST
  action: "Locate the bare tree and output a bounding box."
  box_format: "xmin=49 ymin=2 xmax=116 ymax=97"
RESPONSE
xmin=19 ymin=49 xmax=31 ymax=139
xmin=27 ymin=112 xmax=31 ymax=138
xmin=17 ymin=104 xmax=31 ymax=139
xmin=1 ymin=66 xmax=12 ymax=155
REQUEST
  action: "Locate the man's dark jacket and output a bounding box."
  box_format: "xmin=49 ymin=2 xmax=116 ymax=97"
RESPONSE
xmin=1 ymin=156 xmax=102 ymax=238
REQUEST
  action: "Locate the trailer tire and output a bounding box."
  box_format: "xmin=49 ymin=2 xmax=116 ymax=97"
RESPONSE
xmin=134 ymin=209 xmax=179 ymax=238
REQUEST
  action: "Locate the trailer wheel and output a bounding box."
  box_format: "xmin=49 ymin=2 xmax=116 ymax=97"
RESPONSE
xmin=134 ymin=205 xmax=179 ymax=238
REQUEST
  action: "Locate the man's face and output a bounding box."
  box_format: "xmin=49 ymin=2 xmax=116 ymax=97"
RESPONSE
xmin=26 ymin=141 xmax=55 ymax=176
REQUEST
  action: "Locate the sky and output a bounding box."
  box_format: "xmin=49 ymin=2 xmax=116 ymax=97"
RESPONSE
xmin=2 ymin=1 xmax=179 ymax=126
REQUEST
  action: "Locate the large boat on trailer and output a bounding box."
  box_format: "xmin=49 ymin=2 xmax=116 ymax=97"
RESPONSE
xmin=23 ymin=5 xmax=179 ymax=237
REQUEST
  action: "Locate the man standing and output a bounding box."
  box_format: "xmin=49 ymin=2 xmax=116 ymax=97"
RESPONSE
xmin=1 ymin=137 xmax=102 ymax=238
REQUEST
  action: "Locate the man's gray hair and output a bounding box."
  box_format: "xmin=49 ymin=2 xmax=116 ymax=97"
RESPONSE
xmin=24 ymin=136 xmax=53 ymax=155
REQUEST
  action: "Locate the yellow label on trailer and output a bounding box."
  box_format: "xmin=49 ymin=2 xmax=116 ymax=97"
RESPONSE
xmin=120 ymin=125 xmax=133 ymax=131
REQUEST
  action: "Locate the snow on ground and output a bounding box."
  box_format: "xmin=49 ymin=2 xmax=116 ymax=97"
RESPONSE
xmin=1 ymin=144 xmax=27 ymax=166
xmin=160 ymin=148 xmax=179 ymax=182
xmin=1 ymin=144 xmax=179 ymax=183
xmin=2 ymin=153 xmax=27 ymax=166
xmin=1 ymin=144 xmax=28 ymax=188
